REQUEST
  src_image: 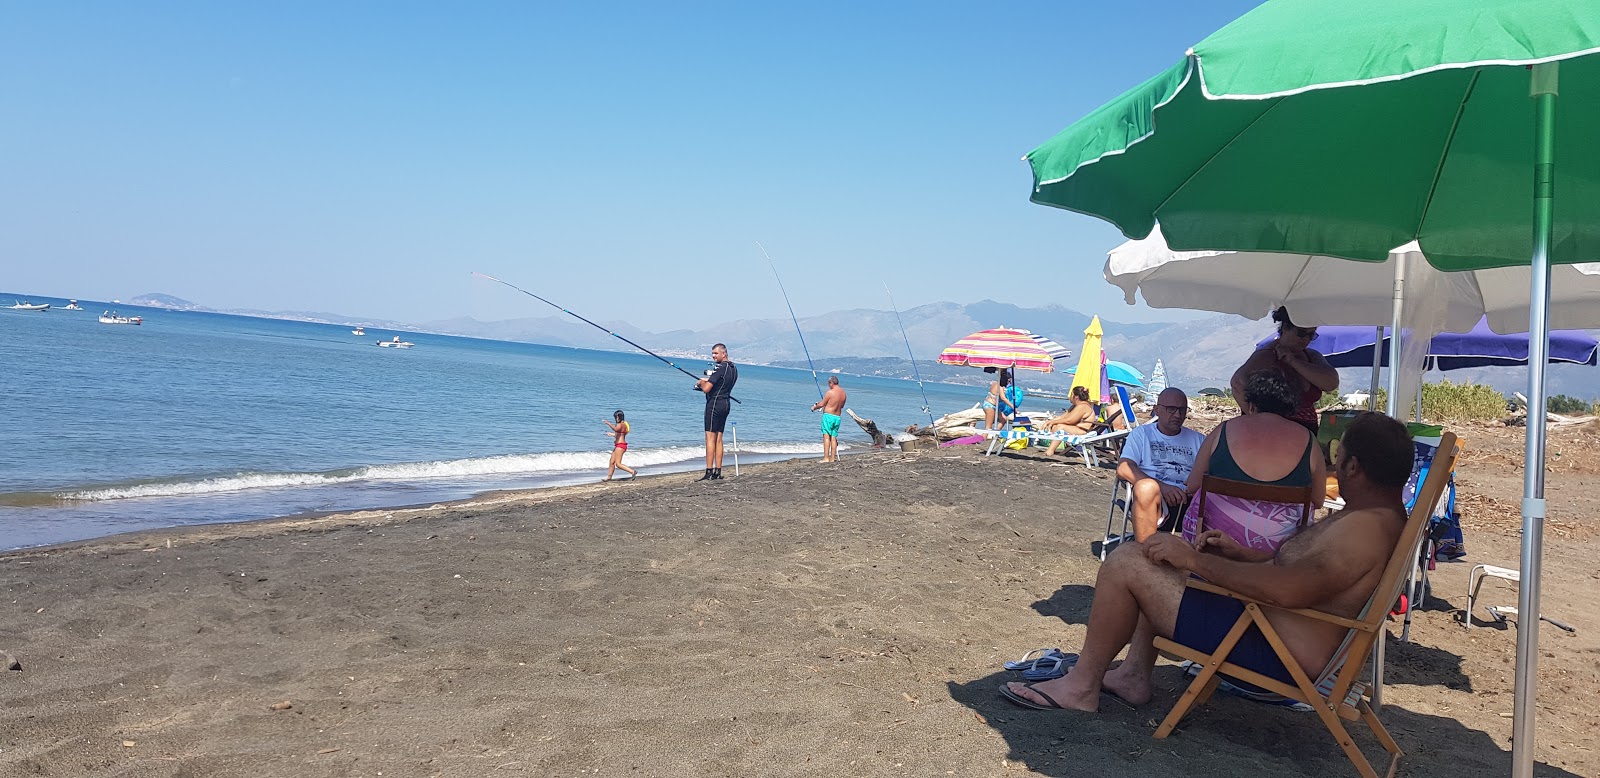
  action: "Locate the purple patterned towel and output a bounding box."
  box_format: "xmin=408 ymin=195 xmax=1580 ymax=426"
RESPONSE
xmin=1181 ymin=493 xmax=1309 ymax=554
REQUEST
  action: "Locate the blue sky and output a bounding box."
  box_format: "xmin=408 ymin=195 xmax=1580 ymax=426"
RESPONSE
xmin=0 ymin=1 xmax=1261 ymax=330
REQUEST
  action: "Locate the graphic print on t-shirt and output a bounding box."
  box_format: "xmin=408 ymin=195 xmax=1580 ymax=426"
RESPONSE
xmin=1123 ymin=425 xmax=1205 ymax=488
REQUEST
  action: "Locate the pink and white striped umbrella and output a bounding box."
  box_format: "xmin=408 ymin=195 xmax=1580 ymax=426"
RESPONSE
xmin=937 ymin=328 xmax=1057 ymax=372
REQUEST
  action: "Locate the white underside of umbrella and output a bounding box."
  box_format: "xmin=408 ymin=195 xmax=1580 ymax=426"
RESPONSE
xmin=1106 ymin=225 xmax=1600 ymax=334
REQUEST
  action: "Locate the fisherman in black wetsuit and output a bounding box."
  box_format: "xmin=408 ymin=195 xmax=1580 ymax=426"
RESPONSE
xmin=695 ymin=343 xmax=738 ymax=481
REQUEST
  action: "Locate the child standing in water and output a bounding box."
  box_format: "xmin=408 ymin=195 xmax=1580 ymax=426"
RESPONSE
xmin=604 ymin=410 xmax=637 ymax=481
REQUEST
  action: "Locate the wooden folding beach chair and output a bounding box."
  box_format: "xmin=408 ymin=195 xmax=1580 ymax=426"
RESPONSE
xmin=1151 ymin=432 xmax=1459 ymax=778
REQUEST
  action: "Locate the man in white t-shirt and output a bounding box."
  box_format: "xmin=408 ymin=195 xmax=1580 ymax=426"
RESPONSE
xmin=1117 ymin=388 xmax=1205 ymax=543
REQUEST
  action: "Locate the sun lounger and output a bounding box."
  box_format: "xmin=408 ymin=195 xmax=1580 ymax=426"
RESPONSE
xmin=979 ymin=414 xmax=1041 ymax=455
xmin=983 ymin=386 xmax=1142 ymax=469
xmin=1150 ymin=432 xmax=1458 ymax=778
xmin=978 ymin=424 xmax=1123 ymax=466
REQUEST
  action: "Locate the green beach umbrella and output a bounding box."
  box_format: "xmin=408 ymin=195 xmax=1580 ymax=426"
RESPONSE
xmin=1025 ymin=2 xmax=1600 ymax=775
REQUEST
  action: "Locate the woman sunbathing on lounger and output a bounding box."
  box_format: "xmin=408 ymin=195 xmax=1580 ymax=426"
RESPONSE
xmin=1043 ymin=386 xmax=1097 ymax=456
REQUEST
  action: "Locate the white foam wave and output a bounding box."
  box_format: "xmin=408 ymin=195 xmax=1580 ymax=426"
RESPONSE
xmin=360 ymin=446 xmax=708 ymax=479
xmin=62 ymin=472 xmax=364 ymax=501
xmin=55 ymin=442 xmax=825 ymax=502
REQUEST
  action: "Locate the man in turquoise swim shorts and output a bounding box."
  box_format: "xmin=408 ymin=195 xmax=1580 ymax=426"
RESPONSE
xmin=810 ymin=375 xmax=847 ymax=463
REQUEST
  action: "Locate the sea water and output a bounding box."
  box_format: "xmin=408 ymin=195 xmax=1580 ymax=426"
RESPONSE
xmin=0 ymin=296 xmax=989 ymax=550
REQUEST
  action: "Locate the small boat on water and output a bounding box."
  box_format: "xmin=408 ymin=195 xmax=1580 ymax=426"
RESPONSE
xmin=10 ymin=301 xmax=49 ymax=311
xmin=352 ymin=327 xmax=366 ymax=336
xmin=63 ymin=300 xmax=84 ymax=310
xmin=99 ymin=311 xmax=143 ymax=325
xmin=377 ymin=336 xmax=414 ymax=348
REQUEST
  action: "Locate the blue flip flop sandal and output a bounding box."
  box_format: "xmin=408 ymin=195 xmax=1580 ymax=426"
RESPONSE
xmin=1023 ymin=652 xmax=1081 ymax=681
xmin=1003 ymin=648 xmax=1063 ymax=671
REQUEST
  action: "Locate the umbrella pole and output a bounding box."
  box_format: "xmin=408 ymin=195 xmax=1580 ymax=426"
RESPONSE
xmin=1370 ymin=247 xmax=1410 ymax=709
xmin=1384 ymin=253 xmax=1406 ymax=418
xmin=1513 ymin=61 xmax=1558 ymax=778
xmin=1367 ymin=326 xmax=1383 ymax=410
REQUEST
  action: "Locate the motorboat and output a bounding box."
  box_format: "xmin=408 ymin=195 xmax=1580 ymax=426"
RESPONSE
xmin=10 ymin=301 xmax=49 ymax=311
xmin=377 ymin=336 xmax=414 ymax=348
xmin=63 ymin=300 xmax=84 ymax=310
xmin=98 ymin=312 xmax=143 ymax=325
xmin=352 ymin=326 xmax=366 ymax=336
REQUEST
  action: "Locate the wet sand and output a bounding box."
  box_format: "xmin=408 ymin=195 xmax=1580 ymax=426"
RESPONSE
xmin=2 ymin=442 xmax=1596 ymax=777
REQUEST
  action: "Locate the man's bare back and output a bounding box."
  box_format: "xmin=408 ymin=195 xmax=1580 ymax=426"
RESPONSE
xmin=818 ymin=384 xmax=846 ymax=415
xmin=1250 ymin=503 xmax=1405 ymax=672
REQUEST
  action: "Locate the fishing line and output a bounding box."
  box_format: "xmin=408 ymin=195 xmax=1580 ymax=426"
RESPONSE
xmin=755 ymin=242 xmax=823 ymax=399
xmin=471 ymin=271 xmax=738 ymax=403
xmin=884 ymin=283 xmax=935 ymax=426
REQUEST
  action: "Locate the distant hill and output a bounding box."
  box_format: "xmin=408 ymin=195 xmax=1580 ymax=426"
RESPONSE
xmin=128 ymin=293 xmax=208 ymax=311
xmin=416 ymin=300 xmax=1169 ymax=367
xmin=126 ymin=292 xmax=415 ymax=330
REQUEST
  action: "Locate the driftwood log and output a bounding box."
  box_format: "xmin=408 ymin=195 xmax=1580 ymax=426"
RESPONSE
xmin=1506 ymin=412 xmax=1596 ymax=428
xmin=845 ymin=408 xmax=893 ymax=447
xmin=913 ymin=406 xmax=986 ymax=440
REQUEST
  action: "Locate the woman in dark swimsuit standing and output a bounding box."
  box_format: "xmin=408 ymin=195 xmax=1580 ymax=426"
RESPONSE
xmin=1230 ymin=306 xmax=1339 ymax=433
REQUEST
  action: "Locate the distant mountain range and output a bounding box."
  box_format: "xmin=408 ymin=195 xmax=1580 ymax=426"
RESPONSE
xmin=120 ymin=292 xmax=1600 ymax=400
xmin=128 ymin=293 xmax=417 ymax=330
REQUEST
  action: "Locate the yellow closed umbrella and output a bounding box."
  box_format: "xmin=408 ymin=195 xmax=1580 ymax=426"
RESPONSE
xmin=1069 ymin=316 xmax=1104 ymax=402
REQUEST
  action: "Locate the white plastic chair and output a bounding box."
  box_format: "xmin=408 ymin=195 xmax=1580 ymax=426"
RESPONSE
xmin=1464 ymin=564 xmax=1520 ymax=629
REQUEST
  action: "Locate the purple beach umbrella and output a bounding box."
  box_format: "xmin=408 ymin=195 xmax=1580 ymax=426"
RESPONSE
xmin=1255 ymin=317 xmax=1598 ymax=371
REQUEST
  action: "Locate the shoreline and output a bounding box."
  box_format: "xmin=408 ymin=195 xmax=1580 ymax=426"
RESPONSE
xmin=0 ymin=448 xmax=860 ymax=558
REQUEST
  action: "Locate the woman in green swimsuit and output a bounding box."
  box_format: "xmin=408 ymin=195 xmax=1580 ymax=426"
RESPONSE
xmin=1182 ymin=371 xmax=1327 ymax=552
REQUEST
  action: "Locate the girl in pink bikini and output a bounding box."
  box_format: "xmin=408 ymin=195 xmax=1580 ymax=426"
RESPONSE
xmin=604 ymin=410 xmax=637 ymax=481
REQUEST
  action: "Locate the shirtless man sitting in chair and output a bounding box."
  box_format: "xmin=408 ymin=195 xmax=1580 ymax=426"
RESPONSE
xmin=1001 ymin=412 xmax=1413 ymax=711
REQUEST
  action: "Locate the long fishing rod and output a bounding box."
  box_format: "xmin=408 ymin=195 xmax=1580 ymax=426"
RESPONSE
xmin=472 ymin=271 xmax=738 ymax=403
xmin=755 ymin=242 xmax=823 ymax=398
xmin=884 ymin=283 xmax=935 ymax=426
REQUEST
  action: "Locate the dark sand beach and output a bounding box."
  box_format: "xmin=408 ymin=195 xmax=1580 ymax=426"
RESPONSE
xmin=3 ymin=431 xmax=1598 ymax=777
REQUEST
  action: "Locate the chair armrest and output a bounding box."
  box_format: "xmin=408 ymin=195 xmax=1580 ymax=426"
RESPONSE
xmin=1182 ymin=578 xmax=1372 ymax=631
